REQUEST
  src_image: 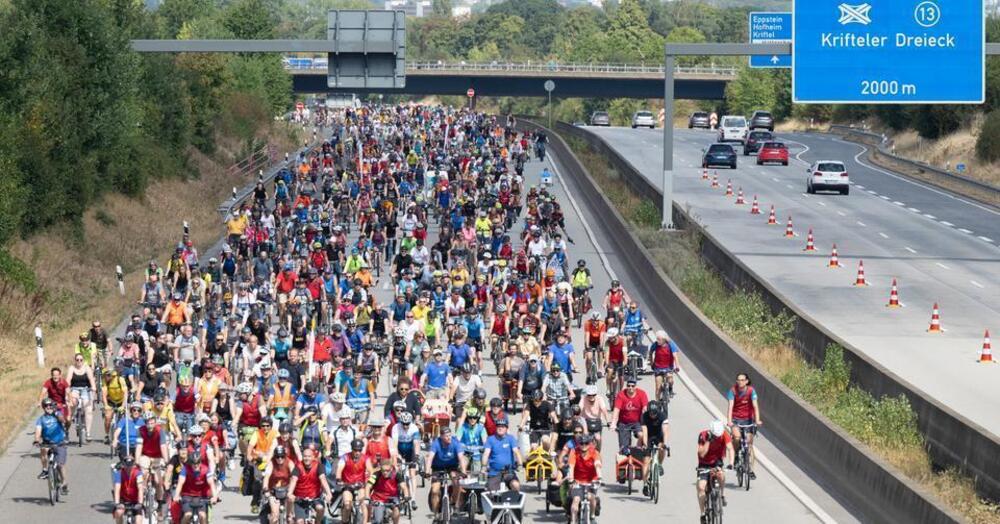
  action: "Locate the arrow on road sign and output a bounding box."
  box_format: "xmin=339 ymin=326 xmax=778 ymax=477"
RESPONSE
xmin=771 ymin=56 xmax=780 ymax=64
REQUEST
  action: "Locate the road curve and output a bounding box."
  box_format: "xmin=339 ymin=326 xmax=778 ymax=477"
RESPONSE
xmin=588 ymin=125 xmax=1000 ymax=438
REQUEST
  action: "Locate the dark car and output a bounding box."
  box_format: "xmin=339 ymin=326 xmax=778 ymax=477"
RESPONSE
xmin=590 ymin=111 xmax=610 ymax=126
xmin=703 ymin=144 xmax=737 ymax=169
xmin=749 ymin=110 xmax=774 ymax=131
xmin=743 ymin=130 xmax=775 ymax=155
xmin=688 ymin=112 xmax=711 ymax=129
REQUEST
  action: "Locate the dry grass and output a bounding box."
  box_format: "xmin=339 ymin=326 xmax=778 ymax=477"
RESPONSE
xmin=565 ymin=132 xmax=1000 ymax=524
xmin=0 ymin=123 xmax=304 ymax=451
xmin=888 ymin=125 xmax=1000 ymax=187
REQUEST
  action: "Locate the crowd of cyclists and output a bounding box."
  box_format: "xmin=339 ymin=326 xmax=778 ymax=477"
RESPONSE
xmin=31 ymin=103 xmax=763 ymax=524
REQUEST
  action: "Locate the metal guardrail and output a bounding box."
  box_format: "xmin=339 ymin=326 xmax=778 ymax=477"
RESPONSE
xmin=828 ymin=124 xmax=1000 ymax=205
xmin=281 ymin=57 xmax=737 ymax=76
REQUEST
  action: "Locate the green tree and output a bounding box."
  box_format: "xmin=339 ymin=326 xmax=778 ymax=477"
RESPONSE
xmin=725 ymin=67 xmax=776 ymax=116
xmin=486 ymin=0 xmax=563 ymax=56
xmin=604 ymin=0 xmax=664 ymax=63
xmin=665 ymin=26 xmax=706 ymax=66
xmin=975 ymin=109 xmax=1000 ymax=162
xmin=157 ymin=0 xmax=214 ymax=38
xmin=432 ymin=0 xmax=452 ymax=17
xmin=224 ymin=0 xmax=277 ymax=40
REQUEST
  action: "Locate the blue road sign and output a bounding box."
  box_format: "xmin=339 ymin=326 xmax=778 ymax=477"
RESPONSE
xmin=749 ymin=12 xmax=791 ymax=68
xmin=793 ymin=0 xmax=984 ymax=103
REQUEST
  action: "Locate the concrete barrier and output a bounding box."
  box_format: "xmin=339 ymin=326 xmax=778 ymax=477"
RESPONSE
xmin=557 ymin=121 xmax=1000 ymax=505
xmin=520 ymin=119 xmax=962 ymax=524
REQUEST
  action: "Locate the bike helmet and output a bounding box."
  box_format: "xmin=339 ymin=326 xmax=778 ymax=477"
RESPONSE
xmin=710 ymin=420 xmax=726 ymax=437
xmin=461 ymin=363 xmax=474 ymax=374
xmin=647 ymin=401 xmax=661 ymax=417
xmin=120 ymin=449 xmax=135 ymax=464
xmin=279 ymin=422 xmax=293 ymax=434
xmin=474 ymin=387 xmax=487 ymax=400
xmin=579 ymin=434 xmax=595 ymax=445
xmin=188 ymin=425 xmax=204 ymax=437
xmin=584 ymin=385 xmax=599 ymax=397
xmin=550 ymin=363 xmax=562 ymax=372
xmin=274 ymin=446 xmax=287 ymax=459
xmin=277 ymin=368 xmax=290 ymax=379
xmin=496 ymin=304 xmax=507 ymax=313
xmin=399 ymin=412 xmax=413 ymax=425
xmin=363 ymin=342 xmax=374 ymax=351
xmin=394 ymin=327 xmax=406 ymax=337
xmin=531 ymin=390 xmax=544 ymax=401
xmin=591 ymin=311 xmax=601 ymax=319
xmin=303 ymin=405 xmax=319 ymax=415
xmin=490 ymin=397 xmax=503 ymax=408
xmin=236 ymin=382 xmax=253 ymax=395
xmin=350 ymin=439 xmax=365 ymax=452
xmin=606 ymin=327 xmax=619 ymax=337
xmin=41 ymin=398 xmax=56 ymax=409
xmin=277 ymin=327 xmax=289 ymax=338
xmin=331 ymin=392 xmax=346 ymax=403
xmin=393 ymin=400 xmax=406 ymax=410
xmin=610 ymin=279 xmax=620 ymax=287
xmin=577 ymin=260 xmax=585 ymax=268
xmin=144 ymin=411 xmax=157 ymax=421
xmin=369 ymin=417 xmax=387 ymax=427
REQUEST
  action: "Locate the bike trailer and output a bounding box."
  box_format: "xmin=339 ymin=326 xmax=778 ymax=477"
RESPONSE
xmin=481 ymin=489 xmax=525 ymax=523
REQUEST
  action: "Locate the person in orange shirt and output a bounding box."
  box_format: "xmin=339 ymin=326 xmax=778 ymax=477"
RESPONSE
xmin=583 ymin=311 xmax=606 ymax=379
xmin=568 ymin=434 xmax=602 ymax=524
xmin=161 ymin=293 xmax=189 ymax=333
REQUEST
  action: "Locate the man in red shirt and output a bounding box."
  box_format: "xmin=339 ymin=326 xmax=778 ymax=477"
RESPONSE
xmin=649 ymin=330 xmax=680 ymax=400
xmin=603 ymin=328 xmax=625 ymax=396
xmin=288 ymin=447 xmax=333 ymax=524
xmin=610 ymin=376 xmax=648 ymax=454
xmin=275 ymin=263 xmax=298 ymax=319
xmin=567 ymin=434 xmax=601 ymax=524
xmin=113 ymin=453 xmax=145 ymax=524
xmin=173 ymin=449 xmax=219 ymax=524
xmin=697 ymin=420 xmax=734 ymax=522
xmin=40 ymin=367 xmax=70 ymax=421
xmin=367 ymin=457 xmax=409 ymax=524
xmin=336 ymin=439 xmax=370 ymax=523
xmin=364 ymin=418 xmax=395 ymax=466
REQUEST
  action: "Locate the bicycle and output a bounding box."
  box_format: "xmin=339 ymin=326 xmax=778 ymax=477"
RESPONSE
xmin=37 ymin=443 xmax=62 ymax=505
xmin=523 ymin=446 xmax=555 ymax=494
xmin=427 ymin=471 xmax=455 ymax=524
xmin=575 ymin=482 xmax=600 ymax=524
xmin=615 ymin=447 xmax=643 ymax=496
xmin=145 ymin=464 xmax=166 ymax=523
xmin=584 ymin=345 xmax=600 ymax=386
xmin=121 ymin=503 xmax=144 ymax=524
xmin=73 ymin=401 xmax=86 ymax=447
xmin=734 ymin=423 xmax=756 ymax=491
xmin=701 ymin=466 xmax=724 ymax=524
xmin=644 ymin=445 xmax=663 ymax=504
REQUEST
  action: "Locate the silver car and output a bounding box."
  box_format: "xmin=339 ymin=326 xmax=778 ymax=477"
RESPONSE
xmin=631 ymin=110 xmax=656 ymax=129
xmin=590 ymin=111 xmax=610 ymax=126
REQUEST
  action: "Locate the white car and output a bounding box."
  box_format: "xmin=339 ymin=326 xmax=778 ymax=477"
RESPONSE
xmin=806 ymin=160 xmax=850 ymax=195
xmin=631 ymin=111 xmax=656 ymax=129
xmin=718 ymin=115 xmax=748 ymax=143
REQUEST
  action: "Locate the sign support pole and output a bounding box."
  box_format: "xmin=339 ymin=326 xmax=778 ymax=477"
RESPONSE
xmin=662 ymin=53 xmax=675 ymax=230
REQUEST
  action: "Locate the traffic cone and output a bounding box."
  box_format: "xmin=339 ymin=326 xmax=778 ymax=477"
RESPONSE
xmin=978 ymin=330 xmax=995 ymax=363
xmin=702 ymin=168 xmax=709 ymax=180
xmin=803 ymin=229 xmax=815 ymax=251
xmin=735 ymin=188 xmax=745 ymax=205
xmin=711 ymin=173 xmax=720 ymax=188
xmin=887 ymin=278 xmax=901 ymax=308
xmin=854 ymin=260 xmax=868 ymax=286
xmin=750 ymin=195 xmax=761 ymax=215
xmin=725 ymin=179 xmax=734 ymax=196
xmin=828 ymin=244 xmax=842 ymax=268
xmin=784 ymin=216 xmax=795 ymax=237
xmin=927 ymin=303 xmax=943 ymax=333
xmin=767 ymin=205 xmax=777 ymax=225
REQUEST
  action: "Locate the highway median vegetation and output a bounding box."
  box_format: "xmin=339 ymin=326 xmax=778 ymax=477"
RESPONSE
xmin=564 ymin=133 xmax=1000 ymax=523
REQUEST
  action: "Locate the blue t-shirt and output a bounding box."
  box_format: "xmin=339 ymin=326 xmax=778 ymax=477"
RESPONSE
xmin=431 ymin=437 xmax=464 ymax=469
xmin=456 ymin=423 xmax=487 ymax=449
xmin=464 ymin=318 xmax=484 ymax=340
xmin=36 ymin=414 xmax=66 ymax=445
xmin=547 ymin=343 xmax=575 ymax=373
xmin=448 ymin=343 xmax=473 ymax=367
xmin=295 ymin=392 xmax=327 ymax=410
xmin=116 ymin=416 xmax=142 ymax=446
xmin=425 ymin=361 xmax=451 ymax=389
xmin=485 ymin=434 xmax=519 ymax=476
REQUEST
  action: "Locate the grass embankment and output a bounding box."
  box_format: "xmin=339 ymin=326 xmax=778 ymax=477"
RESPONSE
xmin=565 ymin=135 xmax=1000 ymax=523
xmin=0 ymin=124 xmax=305 ymax=451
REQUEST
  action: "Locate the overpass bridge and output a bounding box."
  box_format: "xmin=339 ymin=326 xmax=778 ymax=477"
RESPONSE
xmin=286 ymin=60 xmax=736 ymax=99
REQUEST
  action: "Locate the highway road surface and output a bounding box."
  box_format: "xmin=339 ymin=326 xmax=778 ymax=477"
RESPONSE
xmin=588 ymin=125 xmax=1000 ymax=438
xmin=0 ymin=141 xmax=856 ymax=523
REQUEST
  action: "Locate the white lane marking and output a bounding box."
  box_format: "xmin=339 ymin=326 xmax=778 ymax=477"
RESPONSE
xmin=971 ymin=280 xmax=985 ymax=288
xmin=855 ymin=184 xmax=865 ymax=189
xmin=979 ymin=236 xmax=994 ymax=243
xmin=837 ymin=210 xmax=846 ymax=216
xmin=549 ymin=137 xmax=837 ymax=524
xmin=904 ymin=246 xmax=917 ymax=253
xmin=893 ymin=201 xmax=905 ymax=206
xmin=936 ymin=262 xmax=951 ymax=270
xmin=924 ymin=214 xmax=936 ymax=219
xmin=958 ymin=228 xmax=973 ymax=234
xmin=879 ymin=232 xmax=889 ymax=239
xmin=940 ymin=221 xmax=954 ymax=227
xmin=817 ymin=201 xmax=827 ymax=206
xmin=786 ymin=184 xmax=794 ymax=189
xmin=783 ymin=139 xmax=812 ymax=165
xmin=908 ymin=208 xmax=921 ymax=213
xmin=867 ymin=190 xmax=878 ymax=195
xmin=857 ymin=221 xmax=867 ymax=227
xmin=772 ymin=177 xmax=780 ymax=182
xmin=879 ymin=195 xmax=891 ymax=200
xmin=850 ymin=142 xmax=1000 ymax=217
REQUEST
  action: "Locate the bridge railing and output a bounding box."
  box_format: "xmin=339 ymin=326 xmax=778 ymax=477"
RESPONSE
xmin=282 ymin=57 xmax=736 ymax=76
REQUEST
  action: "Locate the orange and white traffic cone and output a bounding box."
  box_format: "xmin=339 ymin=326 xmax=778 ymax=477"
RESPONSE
xmin=854 ymin=259 xmax=868 ymax=286
xmin=767 ymin=205 xmax=777 ymax=225
xmin=711 ymin=173 xmax=720 ymax=188
xmin=887 ymin=278 xmax=901 ymax=308
xmin=828 ymin=244 xmax=842 ymax=268
xmin=750 ymin=195 xmax=760 ymax=215
xmin=978 ymin=330 xmax=995 ymax=363
xmin=725 ymin=179 xmax=734 ymax=196
xmin=702 ymin=168 xmax=709 ymax=180
xmin=927 ymin=303 xmax=943 ymax=333
xmin=784 ymin=216 xmax=795 ymax=237
xmin=735 ymin=188 xmax=745 ymax=205
xmin=803 ymin=229 xmax=815 ymax=251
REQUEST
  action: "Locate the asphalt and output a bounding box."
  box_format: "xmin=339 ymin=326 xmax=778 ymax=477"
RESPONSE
xmin=0 ymin=130 xmax=856 ymax=523
xmin=587 ymin=125 xmax=1000 ymax=438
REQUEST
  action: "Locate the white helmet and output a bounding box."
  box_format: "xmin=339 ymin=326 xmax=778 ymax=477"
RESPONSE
xmin=394 ymin=327 xmax=406 ymax=337
xmin=331 ymin=392 xmax=346 ymax=403
xmin=710 ymin=420 xmax=725 ymax=437
xmin=236 ymin=382 xmax=253 ymax=395
xmin=590 ymin=311 xmax=601 ymax=319
xmin=339 ymin=408 xmax=354 ymax=420
xmin=606 ymin=327 xmax=619 ymax=337
xmin=656 ymin=330 xmax=669 ymax=341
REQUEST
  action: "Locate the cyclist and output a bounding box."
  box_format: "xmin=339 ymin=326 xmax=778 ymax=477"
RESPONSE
xmin=425 ymin=426 xmax=468 ymax=517
xmin=520 ymin=389 xmax=557 ymax=454
xmin=546 ymin=331 xmax=576 ymax=383
xmin=697 ymin=420 xmax=734 ymax=523
xmin=649 ymin=330 xmax=680 ymax=400
xmin=367 ymin=457 xmax=410 ymax=524
xmin=34 ymin=398 xmax=68 ymax=494
xmin=582 ymin=311 xmax=605 ymax=382
xmin=542 ymin=363 xmax=574 ymax=408
xmin=602 ymin=279 xmax=628 ymax=322
xmin=622 ymin=302 xmax=648 ymax=364
xmin=172 ymin=446 xmax=219 ymax=524
xmin=112 ymin=451 xmax=145 ymax=524
xmin=39 ymin=367 xmax=69 ymax=425
xmin=567 ymin=434 xmax=601 ymax=524
xmin=113 ymin=401 xmax=145 ymax=459
xmin=456 ymin=411 xmax=488 ymax=467
xmin=639 ymin=400 xmax=669 ymax=496
xmin=288 ymin=446 xmax=334 ymax=524
xmin=260 ymin=445 xmax=292 ymax=524
xmin=390 ymin=411 xmax=420 ymax=503
xmin=610 ymin=377 xmax=648 ymax=454
xmin=364 ymin=417 xmax=395 ymax=465
xmin=727 ymin=372 xmax=762 ymax=480
xmin=604 ymin=328 xmax=625 ymax=395
xmin=482 ymin=417 xmax=523 ymax=492
xmin=67 ymin=353 xmax=96 ymax=442
xmin=579 ymin=385 xmax=610 ymax=448
xmin=336 ymin=439 xmax=369 ymax=524
xmin=137 ymin=411 xmax=169 ymax=513
xmin=420 ymin=348 xmax=452 ymax=400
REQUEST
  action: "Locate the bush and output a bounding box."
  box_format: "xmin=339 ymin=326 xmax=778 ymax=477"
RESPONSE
xmin=976 ymin=110 xmax=1000 ymax=162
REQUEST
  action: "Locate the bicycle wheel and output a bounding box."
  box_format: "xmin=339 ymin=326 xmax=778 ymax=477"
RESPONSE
xmin=52 ymin=464 xmax=61 ymax=504
xmin=469 ymin=492 xmax=478 ymax=524
xmin=76 ymin=414 xmax=85 ymax=447
xmin=626 ymin=464 xmax=634 ymax=495
xmin=46 ymin=463 xmax=56 ymax=505
xmin=441 ymin=496 xmax=451 ymax=524
xmin=743 ymin=461 xmax=752 ymax=492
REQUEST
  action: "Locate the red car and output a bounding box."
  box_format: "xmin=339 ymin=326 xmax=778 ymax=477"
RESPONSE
xmin=757 ymin=141 xmax=789 ymax=166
